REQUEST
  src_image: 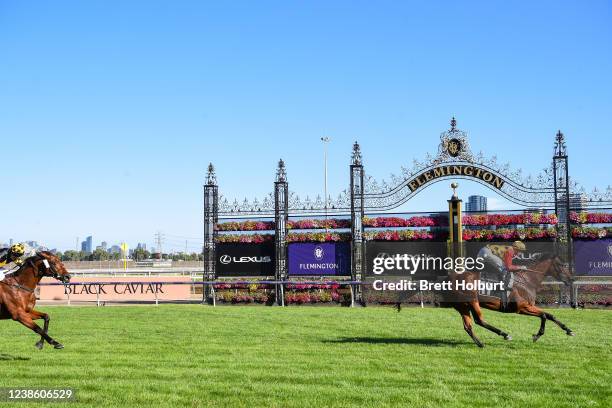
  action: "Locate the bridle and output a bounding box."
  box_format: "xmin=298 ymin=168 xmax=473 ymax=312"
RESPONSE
xmin=1 ymin=253 xmax=69 ymax=293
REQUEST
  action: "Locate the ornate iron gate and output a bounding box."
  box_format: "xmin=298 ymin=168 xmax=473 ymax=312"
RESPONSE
xmin=204 ymin=119 xmax=612 ymax=305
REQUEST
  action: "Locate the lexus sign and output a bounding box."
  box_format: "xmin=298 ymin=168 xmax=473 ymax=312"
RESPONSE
xmin=216 ymin=243 xmax=275 ymax=277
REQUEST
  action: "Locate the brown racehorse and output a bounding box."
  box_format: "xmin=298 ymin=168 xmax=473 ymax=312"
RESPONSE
xmin=0 ymin=251 xmax=71 ymax=349
xmin=448 ymin=253 xmax=575 ymax=347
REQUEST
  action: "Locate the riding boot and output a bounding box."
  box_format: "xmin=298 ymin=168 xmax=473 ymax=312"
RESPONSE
xmin=500 ymin=290 xmax=508 ymax=311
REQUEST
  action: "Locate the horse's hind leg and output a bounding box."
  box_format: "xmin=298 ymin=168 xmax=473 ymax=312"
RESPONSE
xmin=456 ymin=304 xmax=484 ymax=348
xmin=29 ymin=310 xmax=50 ymax=350
xmin=469 ymin=301 xmax=512 ymax=341
xmin=15 ymin=312 xmax=63 ymax=350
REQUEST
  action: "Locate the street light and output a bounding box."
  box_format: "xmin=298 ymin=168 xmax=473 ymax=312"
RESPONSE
xmin=321 ymin=136 xmax=331 ymax=230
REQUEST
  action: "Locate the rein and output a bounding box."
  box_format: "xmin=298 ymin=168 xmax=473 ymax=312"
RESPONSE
xmin=0 ymin=280 xmax=35 ymax=293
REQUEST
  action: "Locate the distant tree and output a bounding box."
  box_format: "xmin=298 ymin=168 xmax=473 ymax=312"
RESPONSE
xmin=61 ymin=250 xmax=81 ymax=261
xmin=92 ymin=248 xmax=110 ymax=261
xmin=132 ymin=248 xmax=151 ymax=261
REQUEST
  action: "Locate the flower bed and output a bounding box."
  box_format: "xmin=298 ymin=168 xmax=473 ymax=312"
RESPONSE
xmin=463 ymin=227 xmax=558 ymax=241
xmin=571 ymin=227 xmax=612 ymax=239
xmin=569 ymin=212 xmax=612 ymax=224
xmin=216 ymin=218 xmax=350 ymax=231
xmin=217 ymin=213 xmax=560 ymax=232
xmin=364 ymin=229 xmax=434 ymax=241
xmin=214 ymin=282 xmax=276 ymax=305
xmin=284 ymin=283 xmax=351 ymax=305
xmin=363 ymin=216 xmax=439 ymax=228
xmin=216 ymin=233 xmax=274 ymax=243
xmin=216 ymin=221 xmax=275 ymax=231
xmin=287 ymin=232 xmax=351 ymax=242
xmin=288 ymin=219 xmax=351 ymax=230
xmin=463 ymin=213 xmax=557 ymax=226
xmin=217 ymin=228 xmax=560 ymax=243
xmin=217 ymin=232 xmax=351 ymax=243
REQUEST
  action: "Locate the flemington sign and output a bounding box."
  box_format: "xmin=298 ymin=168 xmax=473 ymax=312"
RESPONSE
xmin=39 ymin=276 xmax=192 ymax=301
xmin=407 ymin=164 xmax=505 ymax=193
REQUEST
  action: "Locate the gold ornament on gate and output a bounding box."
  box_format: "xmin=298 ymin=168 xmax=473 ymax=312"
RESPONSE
xmin=447 ymin=138 xmax=462 ymax=157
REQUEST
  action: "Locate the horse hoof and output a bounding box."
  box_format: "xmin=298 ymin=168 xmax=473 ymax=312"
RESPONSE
xmin=532 ymin=335 xmax=540 ymax=343
xmin=567 ymin=331 xmax=575 ymax=337
xmin=54 ymin=343 xmax=64 ymax=349
xmin=504 ymin=335 xmax=512 ymax=341
xmin=35 ymin=342 xmax=43 ymax=350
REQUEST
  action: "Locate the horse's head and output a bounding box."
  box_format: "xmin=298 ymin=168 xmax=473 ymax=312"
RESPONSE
xmin=539 ymin=253 xmax=572 ymax=285
xmin=31 ymin=251 xmax=71 ymax=283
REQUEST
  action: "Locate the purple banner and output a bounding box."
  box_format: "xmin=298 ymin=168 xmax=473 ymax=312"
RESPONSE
xmin=574 ymin=239 xmax=612 ymax=276
xmin=288 ymin=243 xmax=351 ymax=276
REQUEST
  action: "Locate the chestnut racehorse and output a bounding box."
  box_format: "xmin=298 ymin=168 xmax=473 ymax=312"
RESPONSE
xmin=447 ymin=253 xmax=575 ymax=347
xmin=0 ymin=251 xmax=71 ymax=349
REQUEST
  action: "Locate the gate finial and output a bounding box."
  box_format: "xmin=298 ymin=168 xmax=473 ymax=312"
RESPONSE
xmin=206 ymin=163 xmax=217 ymax=185
xmin=554 ymin=130 xmax=567 ymax=156
xmin=351 ymin=141 xmax=362 ymax=165
xmin=450 ymin=117 xmax=457 ymax=131
xmin=276 ymin=158 xmax=287 ymax=182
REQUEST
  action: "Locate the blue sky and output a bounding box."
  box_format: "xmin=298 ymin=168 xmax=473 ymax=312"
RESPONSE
xmin=1 ymin=1 xmax=611 ymax=252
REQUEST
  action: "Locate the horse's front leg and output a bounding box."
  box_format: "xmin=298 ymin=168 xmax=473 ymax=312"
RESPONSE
xmin=29 ymin=310 xmax=50 ymax=350
xmin=520 ymin=305 xmax=574 ymax=341
xmin=544 ymin=312 xmax=575 ymax=337
xmin=518 ymin=304 xmax=547 ymax=342
xmin=14 ymin=312 xmax=63 ymax=349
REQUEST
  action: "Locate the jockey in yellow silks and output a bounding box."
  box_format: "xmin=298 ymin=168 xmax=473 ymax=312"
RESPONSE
xmin=0 ymin=243 xmax=30 ymax=281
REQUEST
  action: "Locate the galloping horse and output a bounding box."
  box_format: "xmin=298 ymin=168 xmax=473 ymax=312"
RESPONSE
xmin=448 ymin=253 xmax=575 ymax=347
xmin=0 ymin=251 xmax=71 ymax=349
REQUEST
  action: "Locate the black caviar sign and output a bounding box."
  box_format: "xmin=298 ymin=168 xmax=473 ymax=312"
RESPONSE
xmin=407 ymin=164 xmax=505 ymax=192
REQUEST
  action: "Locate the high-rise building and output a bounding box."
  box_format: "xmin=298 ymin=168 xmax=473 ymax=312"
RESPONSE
xmin=465 ymin=195 xmax=487 ymax=213
xmin=81 ymin=236 xmax=93 ymax=253
xmin=137 ymin=242 xmax=147 ymax=251
xmin=558 ymin=193 xmax=587 ymax=225
xmin=101 ymin=241 xmax=108 ymax=251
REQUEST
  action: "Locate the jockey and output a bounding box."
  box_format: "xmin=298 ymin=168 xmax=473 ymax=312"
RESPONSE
xmin=477 ymin=241 xmax=527 ymax=291
xmin=0 ymin=243 xmax=30 ymax=281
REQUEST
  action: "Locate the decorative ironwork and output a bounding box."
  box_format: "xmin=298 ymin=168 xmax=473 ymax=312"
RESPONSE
xmin=206 ymin=163 xmax=217 ymax=185
xmin=554 ymin=130 xmax=567 ymax=157
xmin=434 ymin=117 xmax=475 ymax=163
xmin=203 ymin=163 xmax=219 ymax=303
xmin=350 ymin=149 xmax=365 ymax=301
xmin=351 ymin=141 xmax=362 ymax=166
xmin=363 ymin=161 xmax=556 ymax=211
xmin=276 ymin=158 xmax=287 ymax=182
xmin=216 ymin=118 xmax=611 ymax=218
xmin=274 ymin=159 xmax=289 ymax=304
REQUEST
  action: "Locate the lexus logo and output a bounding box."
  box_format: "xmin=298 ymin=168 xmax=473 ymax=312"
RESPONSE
xmin=219 ymin=255 xmax=272 ymax=264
